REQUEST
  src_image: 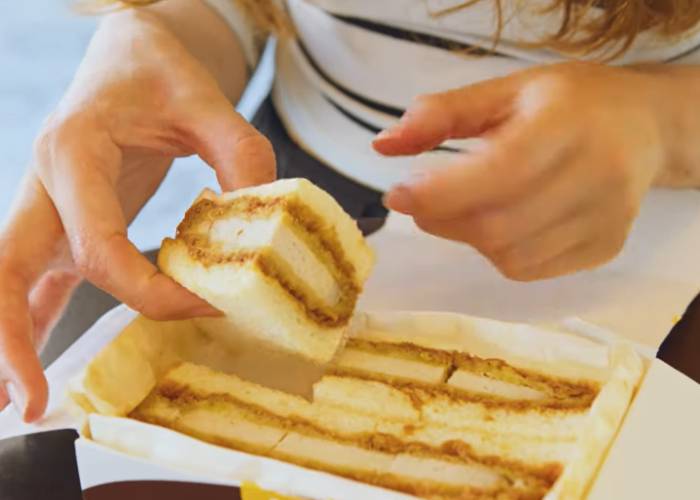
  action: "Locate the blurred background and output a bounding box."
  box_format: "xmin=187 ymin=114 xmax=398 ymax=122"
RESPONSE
xmin=0 ymin=0 xmax=270 ymax=251
xmin=0 ymin=1 xmax=93 ymax=215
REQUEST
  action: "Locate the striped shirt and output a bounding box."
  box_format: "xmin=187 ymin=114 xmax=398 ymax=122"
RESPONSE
xmin=206 ymin=0 xmax=700 ymax=192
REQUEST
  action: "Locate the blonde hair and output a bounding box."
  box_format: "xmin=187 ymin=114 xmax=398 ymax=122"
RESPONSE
xmin=79 ymin=0 xmax=700 ymax=58
xmin=77 ymin=0 xmax=292 ymax=36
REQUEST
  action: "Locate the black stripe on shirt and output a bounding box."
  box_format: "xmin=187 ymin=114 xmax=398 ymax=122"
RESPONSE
xmin=297 ymin=42 xmax=462 ymax=153
xmin=333 ymin=12 xmax=700 ymax=65
xmin=665 ymin=41 xmax=700 ymax=63
xmin=325 ymin=97 xmax=463 ymax=154
xmin=332 ymin=14 xmax=506 ymax=58
xmin=298 ymin=41 xmax=405 ymax=117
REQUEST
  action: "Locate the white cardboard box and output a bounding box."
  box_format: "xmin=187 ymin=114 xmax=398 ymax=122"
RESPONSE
xmin=588 ymin=360 xmax=700 ymax=500
xmin=72 ymin=358 xmax=700 ymax=500
xmin=71 ymin=307 xmax=700 ymax=499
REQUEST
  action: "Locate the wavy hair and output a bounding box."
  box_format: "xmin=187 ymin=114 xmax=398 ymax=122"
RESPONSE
xmin=77 ymin=0 xmax=292 ymax=36
xmin=78 ymin=0 xmax=700 ymax=58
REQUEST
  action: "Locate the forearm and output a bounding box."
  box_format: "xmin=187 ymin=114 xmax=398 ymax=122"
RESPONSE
xmin=101 ymin=0 xmax=249 ymax=103
xmin=638 ymin=64 xmax=700 ymax=188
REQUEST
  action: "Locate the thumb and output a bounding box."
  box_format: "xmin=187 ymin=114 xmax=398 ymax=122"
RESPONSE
xmin=372 ymin=75 xmax=520 ymax=156
xmin=192 ymin=105 xmax=276 ymax=191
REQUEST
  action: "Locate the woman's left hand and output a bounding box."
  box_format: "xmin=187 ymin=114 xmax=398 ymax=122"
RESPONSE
xmin=372 ymin=62 xmax=682 ymax=281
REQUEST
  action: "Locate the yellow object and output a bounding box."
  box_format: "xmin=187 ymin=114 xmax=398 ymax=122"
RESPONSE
xmin=241 ymin=482 xmax=304 ymax=500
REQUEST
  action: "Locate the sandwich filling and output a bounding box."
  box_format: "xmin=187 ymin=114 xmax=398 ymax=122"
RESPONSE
xmin=130 ymin=339 xmax=602 ymax=499
xmin=163 ymin=195 xmax=362 ymax=327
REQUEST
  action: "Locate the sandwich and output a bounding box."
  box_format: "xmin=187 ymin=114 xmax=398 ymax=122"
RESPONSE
xmin=70 ymin=179 xmax=643 ymax=499
xmin=71 ymin=311 xmax=642 ymax=500
xmin=158 ymin=178 xmax=375 ymax=362
xmin=127 ymin=332 xmax=642 ymax=499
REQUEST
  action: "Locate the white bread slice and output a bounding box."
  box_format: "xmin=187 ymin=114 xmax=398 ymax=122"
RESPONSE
xmin=312 ymin=375 xmax=420 ymax=422
xmin=272 ymin=432 xmax=394 ymax=475
xmin=141 ymin=363 xmax=574 ymax=469
xmin=447 ymin=369 xmax=547 ymax=401
xmin=157 ymin=362 xmax=382 ymax=437
xmin=389 ymin=454 xmax=502 ymax=490
xmin=158 ymin=178 xmax=375 ymax=362
xmin=135 ymin=395 xmax=287 ymax=456
xmin=197 ymin=179 xmax=374 ymax=283
xmin=160 ymin=245 xmax=346 ymax=362
xmin=313 ymin=373 xmax=586 ymax=441
xmin=420 ymin=395 xmax=587 ymax=441
xmin=270 ymin=433 xmax=516 ymax=495
xmin=333 ymin=347 xmax=448 ymax=384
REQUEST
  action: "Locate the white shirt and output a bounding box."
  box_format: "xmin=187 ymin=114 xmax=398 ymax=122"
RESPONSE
xmin=206 ymin=0 xmax=700 ymax=192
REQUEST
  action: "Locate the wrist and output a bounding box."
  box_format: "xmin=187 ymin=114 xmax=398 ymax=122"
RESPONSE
xmin=142 ymin=0 xmax=249 ymax=102
xmin=638 ymin=66 xmax=700 ymax=188
xmin=98 ymin=1 xmax=248 ymax=103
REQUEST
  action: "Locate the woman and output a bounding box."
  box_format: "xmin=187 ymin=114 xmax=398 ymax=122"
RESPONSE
xmin=1 ymin=0 xmax=700 ymax=421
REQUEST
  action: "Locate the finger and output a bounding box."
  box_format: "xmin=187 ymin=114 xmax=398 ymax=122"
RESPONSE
xmin=0 ymin=175 xmax=66 ymax=289
xmin=39 ymin=130 xmax=221 ymax=321
xmin=491 ymin=201 xmax=627 ymax=281
xmin=0 ymin=272 xmax=47 ymax=422
xmin=384 ymin=116 xmax=573 ymax=220
xmin=373 ymin=75 xmax=521 ymax=156
xmin=0 ymin=174 xmax=63 ymax=421
xmin=190 ymin=104 xmax=276 ymax=191
xmin=29 ymin=270 xmax=81 ymax=352
xmin=504 ymin=239 xmax=615 ymax=282
xmin=412 ymin=158 xmax=589 ymax=251
xmin=488 ymin=217 xmax=593 ymax=281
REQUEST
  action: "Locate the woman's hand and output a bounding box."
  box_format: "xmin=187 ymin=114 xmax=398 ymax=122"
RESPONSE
xmin=0 ymin=6 xmax=275 ymax=421
xmin=374 ymin=62 xmax=688 ymax=281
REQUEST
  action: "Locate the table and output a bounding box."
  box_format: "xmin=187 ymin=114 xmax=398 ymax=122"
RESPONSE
xmin=0 ymin=250 xmax=697 ymax=500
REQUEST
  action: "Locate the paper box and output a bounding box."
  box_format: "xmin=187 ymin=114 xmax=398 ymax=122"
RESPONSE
xmin=73 ymin=357 xmax=700 ymax=500
xmin=67 ymin=305 xmax=645 ymax=499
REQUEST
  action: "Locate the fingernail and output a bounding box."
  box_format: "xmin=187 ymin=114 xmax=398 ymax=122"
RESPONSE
xmin=6 ymin=382 xmax=26 ymax=420
xmin=374 ymin=128 xmax=396 ymax=142
xmin=383 ymin=185 xmax=416 ymax=214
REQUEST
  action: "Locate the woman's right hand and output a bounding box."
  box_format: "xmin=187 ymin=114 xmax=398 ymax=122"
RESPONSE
xmin=0 ymin=7 xmax=276 ymax=421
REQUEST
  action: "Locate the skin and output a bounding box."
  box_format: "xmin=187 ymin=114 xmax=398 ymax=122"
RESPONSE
xmin=0 ymin=0 xmax=275 ymax=421
xmin=374 ymin=62 xmax=700 ymax=280
xmin=3 ymin=3 xmax=700 ymax=421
